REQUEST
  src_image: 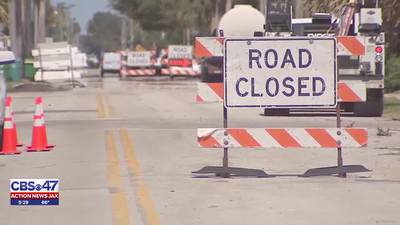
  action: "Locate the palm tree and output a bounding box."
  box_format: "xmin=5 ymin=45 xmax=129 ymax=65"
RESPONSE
xmin=0 ymin=0 xmax=8 ymax=23
xmin=304 ymin=0 xmax=347 ymax=16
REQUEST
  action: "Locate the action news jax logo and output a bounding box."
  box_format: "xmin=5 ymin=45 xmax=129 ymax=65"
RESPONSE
xmin=10 ymin=179 xmax=59 ymax=206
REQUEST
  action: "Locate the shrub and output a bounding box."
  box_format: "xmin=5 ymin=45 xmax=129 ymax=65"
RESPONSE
xmin=385 ymin=55 xmax=400 ymax=93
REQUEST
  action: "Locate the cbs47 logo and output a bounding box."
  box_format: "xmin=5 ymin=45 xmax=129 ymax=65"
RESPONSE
xmin=10 ymin=179 xmax=59 ymax=192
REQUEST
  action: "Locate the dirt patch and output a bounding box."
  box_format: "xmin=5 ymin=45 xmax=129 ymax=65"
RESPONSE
xmin=8 ymin=80 xmax=86 ymax=92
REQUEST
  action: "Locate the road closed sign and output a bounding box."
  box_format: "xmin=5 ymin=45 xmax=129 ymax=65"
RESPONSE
xmin=127 ymin=51 xmax=152 ymax=67
xmin=168 ymin=45 xmax=193 ymax=59
xmin=224 ymin=38 xmax=337 ymax=108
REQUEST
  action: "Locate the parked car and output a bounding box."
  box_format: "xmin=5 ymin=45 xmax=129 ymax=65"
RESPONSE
xmin=87 ymin=54 xmax=99 ymax=68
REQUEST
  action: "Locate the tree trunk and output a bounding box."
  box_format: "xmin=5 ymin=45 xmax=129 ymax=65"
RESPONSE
xmin=259 ymin=0 xmax=266 ymax=14
xmin=210 ymin=0 xmax=231 ymax=35
xmin=34 ymin=0 xmax=46 ymax=46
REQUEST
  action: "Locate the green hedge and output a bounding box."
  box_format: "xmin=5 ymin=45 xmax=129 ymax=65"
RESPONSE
xmin=385 ymin=55 xmax=400 ymax=93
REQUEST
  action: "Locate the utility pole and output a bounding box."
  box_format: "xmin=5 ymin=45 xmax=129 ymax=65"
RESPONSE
xmin=260 ymin=0 xmax=267 ymax=13
xmin=25 ymin=0 xmax=34 ymax=53
xmin=9 ymin=0 xmax=26 ymax=78
xmin=128 ymin=18 xmax=134 ymax=49
xmin=9 ymin=0 xmax=22 ymax=59
xmin=120 ymin=17 xmax=127 ymax=50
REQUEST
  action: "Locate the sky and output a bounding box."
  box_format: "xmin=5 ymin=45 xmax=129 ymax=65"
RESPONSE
xmin=51 ymin=0 xmax=110 ymax=33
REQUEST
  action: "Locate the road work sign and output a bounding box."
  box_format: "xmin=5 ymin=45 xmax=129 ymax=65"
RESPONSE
xmin=224 ymin=38 xmax=337 ymax=108
xmin=127 ymin=51 xmax=152 ymax=67
xmin=168 ymin=45 xmax=193 ymax=59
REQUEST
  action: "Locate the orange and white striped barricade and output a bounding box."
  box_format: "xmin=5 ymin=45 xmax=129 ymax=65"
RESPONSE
xmin=120 ymin=51 xmax=156 ymax=77
xmin=198 ymin=128 xmax=367 ymax=148
xmin=167 ymin=45 xmax=199 ymax=78
xmin=193 ymin=37 xmax=370 ymax=178
xmin=195 ymin=36 xmax=366 ymax=58
xmin=337 ymin=36 xmax=365 ymax=56
xmin=169 ymin=66 xmax=200 ymax=78
xmin=197 ymin=81 xmax=366 ymax=103
xmin=195 ymin=37 xmax=224 ymax=58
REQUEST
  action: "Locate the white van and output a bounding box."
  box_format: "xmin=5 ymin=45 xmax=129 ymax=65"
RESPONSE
xmin=101 ymin=52 xmax=122 ymax=77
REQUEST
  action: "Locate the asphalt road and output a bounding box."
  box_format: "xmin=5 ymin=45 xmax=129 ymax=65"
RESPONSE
xmin=1 ymin=75 xmax=400 ymax=225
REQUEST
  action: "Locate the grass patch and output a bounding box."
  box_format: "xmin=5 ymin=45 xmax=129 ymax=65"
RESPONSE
xmin=384 ymin=97 xmax=400 ymax=119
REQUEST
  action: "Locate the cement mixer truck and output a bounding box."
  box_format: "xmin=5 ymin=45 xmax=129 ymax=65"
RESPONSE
xmin=197 ymin=0 xmax=385 ymax=117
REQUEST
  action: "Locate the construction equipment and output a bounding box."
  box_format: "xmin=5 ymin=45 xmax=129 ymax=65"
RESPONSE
xmin=196 ymin=0 xmax=385 ymax=117
xmin=200 ymin=5 xmax=265 ymax=83
xmin=288 ymin=0 xmax=384 ymax=116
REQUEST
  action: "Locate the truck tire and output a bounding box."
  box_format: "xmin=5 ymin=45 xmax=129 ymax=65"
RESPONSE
xmin=353 ymin=89 xmax=384 ymax=117
xmin=342 ymin=102 xmax=354 ymax=112
xmin=264 ymin=108 xmax=290 ymax=116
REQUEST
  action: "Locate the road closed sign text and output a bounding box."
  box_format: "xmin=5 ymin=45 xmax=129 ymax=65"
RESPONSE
xmin=127 ymin=51 xmax=152 ymax=67
xmin=224 ymin=38 xmax=337 ymax=108
xmin=168 ymin=45 xmax=193 ymax=59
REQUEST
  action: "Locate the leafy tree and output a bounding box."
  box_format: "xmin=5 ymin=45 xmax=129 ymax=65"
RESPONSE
xmin=46 ymin=2 xmax=79 ymax=42
xmin=304 ymin=0 xmax=347 ymax=15
xmin=381 ymin=0 xmax=400 ymax=55
xmin=304 ymin=0 xmax=400 ymax=55
xmin=110 ymin=0 xmax=260 ymax=44
xmin=385 ymin=55 xmax=400 ymax=92
xmin=111 ymin=0 xmax=176 ymax=30
xmin=86 ymin=12 xmax=123 ymax=52
xmin=0 ymin=0 xmax=8 ymax=23
xmin=79 ymin=34 xmax=102 ymax=57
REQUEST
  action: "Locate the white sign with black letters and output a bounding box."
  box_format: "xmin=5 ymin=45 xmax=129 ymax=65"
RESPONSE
xmin=127 ymin=51 xmax=152 ymax=67
xmin=168 ymin=45 xmax=193 ymax=59
xmin=224 ymin=38 xmax=337 ymax=108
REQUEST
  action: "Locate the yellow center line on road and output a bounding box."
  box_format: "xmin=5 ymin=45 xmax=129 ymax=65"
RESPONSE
xmin=97 ymin=92 xmax=115 ymax=118
xmin=105 ymin=130 xmax=132 ymax=225
xmin=120 ymin=129 xmax=161 ymax=225
xmin=105 ymin=94 xmax=115 ymax=117
xmin=97 ymin=93 xmax=107 ymax=118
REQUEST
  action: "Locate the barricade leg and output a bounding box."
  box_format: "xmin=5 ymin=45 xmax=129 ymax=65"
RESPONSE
xmin=192 ymin=105 xmax=270 ymax=178
xmin=302 ymin=104 xmax=371 ymax=177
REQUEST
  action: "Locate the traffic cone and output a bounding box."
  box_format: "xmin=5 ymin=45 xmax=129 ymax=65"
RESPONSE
xmin=0 ymin=97 xmax=21 ymax=155
xmin=8 ymin=96 xmax=23 ymax=147
xmin=27 ymin=97 xmax=55 ymax=152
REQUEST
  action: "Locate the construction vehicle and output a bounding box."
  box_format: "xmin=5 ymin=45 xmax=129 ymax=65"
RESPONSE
xmin=269 ymin=0 xmax=385 ymax=116
xmin=198 ymin=0 xmax=385 ymax=117
xmin=200 ymin=4 xmax=265 ymax=83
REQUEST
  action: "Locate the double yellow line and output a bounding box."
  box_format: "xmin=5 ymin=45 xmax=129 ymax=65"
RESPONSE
xmin=106 ymin=131 xmax=131 ymax=225
xmin=120 ymin=129 xmax=160 ymax=225
xmin=105 ymin=129 xmax=160 ymax=225
xmin=100 ymin=91 xmax=160 ymax=225
xmin=97 ymin=92 xmax=114 ymax=118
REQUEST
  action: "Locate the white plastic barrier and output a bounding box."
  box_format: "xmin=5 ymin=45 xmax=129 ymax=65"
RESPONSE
xmin=32 ymin=42 xmax=87 ymax=81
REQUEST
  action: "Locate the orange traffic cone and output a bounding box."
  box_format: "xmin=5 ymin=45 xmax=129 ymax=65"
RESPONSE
xmin=27 ymin=97 xmax=55 ymax=152
xmin=8 ymin=96 xmax=23 ymax=147
xmin=0 ymin=97 xmax=21 ymax=155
